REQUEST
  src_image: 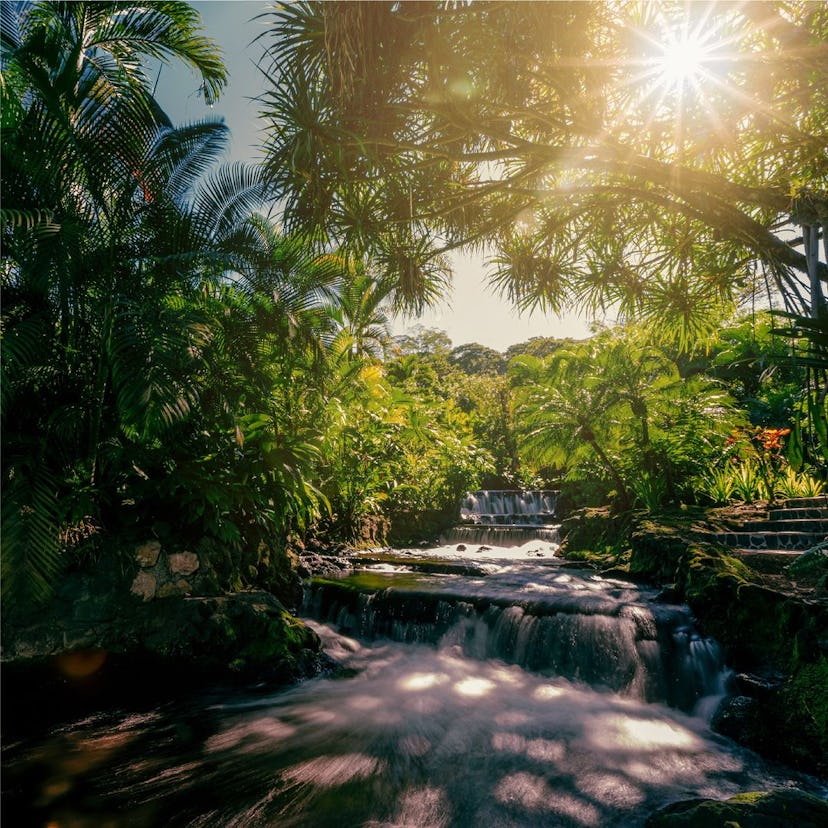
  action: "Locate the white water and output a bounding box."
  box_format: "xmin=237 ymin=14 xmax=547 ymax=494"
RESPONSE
xmin=377 ymin=538 xmax=561 ymax=562
xmin=445 ymin=489 xmax=561 ymax=546
xmin=307 ymin=549 xmax=729 ymax=713
xmin=5 ymin=619 xmax=818 ymax=827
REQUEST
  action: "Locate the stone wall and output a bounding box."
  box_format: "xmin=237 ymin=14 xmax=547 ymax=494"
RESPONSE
xmin=129 ymin=540 xmax=218 ymax=601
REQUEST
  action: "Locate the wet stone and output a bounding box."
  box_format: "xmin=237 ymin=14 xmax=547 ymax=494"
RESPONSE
xmin=157 ymin=579 xmax=192 ymax=599
xmin=168 ymin=552 xmax=199 ymax=576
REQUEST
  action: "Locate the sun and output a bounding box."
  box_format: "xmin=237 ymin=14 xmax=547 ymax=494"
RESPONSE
xmin=622 ymin=5 xmax=726 ymax=103
xmin=656 ymin=34 xmax=709 ymax=90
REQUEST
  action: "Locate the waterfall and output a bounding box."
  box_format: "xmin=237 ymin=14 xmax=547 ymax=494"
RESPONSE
xmin=442 ymin=489 xmax=560 ymax=546
xmin=304 ymin=568 xmax=729 ymax=714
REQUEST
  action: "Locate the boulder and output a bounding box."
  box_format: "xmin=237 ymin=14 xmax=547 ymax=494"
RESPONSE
xmin=135 ymin=540 xmax=161 ymax=567
xmin=129 ymin=571 xmax=157 ymax=601
xmin=787 ymin=544 xmax=828 ymax=583
xmin=168 ymin=551 xmax=200 ymax=576
xmin=646 ymin=789 xmax=828 ymax=827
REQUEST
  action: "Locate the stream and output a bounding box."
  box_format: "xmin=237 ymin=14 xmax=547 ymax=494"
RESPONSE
xmin=3 ymin=538 xmax=826 ymax=827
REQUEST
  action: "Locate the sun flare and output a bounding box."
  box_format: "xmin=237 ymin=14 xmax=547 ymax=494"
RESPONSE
xmin=657 ymin=35 xmax=708 ymax=89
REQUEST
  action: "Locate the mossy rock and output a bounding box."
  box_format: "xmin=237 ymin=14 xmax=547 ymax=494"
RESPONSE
xmin=629 ymin=521 xmax=696 ymax=582
xmin=779 ymin=657 xmax=828 ymax=773
xmin=559 ymin=507 xmax=631 ymax=563
xmin=787 ymin=544 xmax=828 ymax=587
xmin=713 ymin=661 xmax=828 ymax=776
xmin=681 ymin=550 xmax=825 ymax=673
xmin=134 ymin=592 xmax=322 ymax=680
xmin=646 ymin=788 xmax=828 ymax=827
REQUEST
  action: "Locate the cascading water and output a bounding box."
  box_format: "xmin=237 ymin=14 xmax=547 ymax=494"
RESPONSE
xmin=441 ymin=489 xmax=561 ymax=546
xmin=304 ymin=554 xmax=728 ymax=713
xmin=4 ymin=542 xmax=825 ymax=827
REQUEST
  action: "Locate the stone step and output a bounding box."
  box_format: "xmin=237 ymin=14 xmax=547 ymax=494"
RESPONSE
xmin=744 ymin=518 xmax=828 ymax=534
xmin=734 ymin=549 xmax=803 ymax=575
xmin=779 ymin=496 xmax=828 ymax=510
xmin=768 ymin=507 xmax=828 ymax=521
xmin=713 ymin=531 xmax=826 ymax=551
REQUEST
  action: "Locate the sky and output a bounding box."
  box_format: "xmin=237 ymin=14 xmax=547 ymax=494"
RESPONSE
xmin=155 ymin=1 xmax=597 ymax=352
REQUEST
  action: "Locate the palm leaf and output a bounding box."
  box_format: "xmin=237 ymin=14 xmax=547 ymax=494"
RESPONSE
xmin=1 ymin=460 xmax=63 ymax=608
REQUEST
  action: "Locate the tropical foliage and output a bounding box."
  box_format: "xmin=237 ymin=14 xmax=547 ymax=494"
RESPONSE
xmin=3 ymin=1 xmax=826 ymax=614
xmin=2 ymin=0 xmax=234 ymax=604
xmin=259 ymin=1 xmax=828 ymax=340
xmin=510 ymin=328 xmax=736 ymax=510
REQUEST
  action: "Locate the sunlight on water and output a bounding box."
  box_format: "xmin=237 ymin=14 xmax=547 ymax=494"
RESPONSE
xmin=400 ymin=671 xmax=449 ymax=691
xmin=280 ymin=753 xmax=383 ymax=788
xmin=534 ymin=684 xmax=566 ymax=700
xmin=588 ymin=714 xmax=701 ymax=751
xmin=368 ymin=538 xmax=561 ymax=562
xmin=205 ymin=717 xmax=296 ymax=754
xmin=8 ymin=525 xmax=827 ymax=828
xmin=365 ymin=785 xmax=450 ymax=828
xmin=5 ymin=621 xmax=824 ymax=827
xmin=495 ymin=772 xmax=601 ymax=824
xmin=454 ymin=676 xmax=496 ymax=697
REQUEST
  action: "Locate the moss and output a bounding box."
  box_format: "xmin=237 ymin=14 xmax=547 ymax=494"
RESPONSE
xmin=681 ymin=545 xmax=753 ymax=600
xmin=787 ymin=544 xmax=828 ymax=587
xmin=560 ymin=507 xmax=632 ymax=568
xmin=780 ymin=657 xmax=828 ymax=773
xmin=646 ymin=789 xmax=828 ymax=827
xmin=312 ymin=571 xmax=432 ymax=593
xmin=628 ymin=521 xmax=694 ymax=582
xmin=727 ymin=792 xmax=769 ymax=805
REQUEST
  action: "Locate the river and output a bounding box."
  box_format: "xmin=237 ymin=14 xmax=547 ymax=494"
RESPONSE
xmin=3 ymin=539 xmax=825 ymax=826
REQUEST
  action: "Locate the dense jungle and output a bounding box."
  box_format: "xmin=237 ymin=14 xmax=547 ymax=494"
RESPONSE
xmin=2 ymin=2 xmax=827 ymax=826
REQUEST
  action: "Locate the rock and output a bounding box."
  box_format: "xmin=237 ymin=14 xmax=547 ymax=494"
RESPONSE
xmin=646 ymin=788 xmax=828 ymax=827
xmin=168 ymin=551 xmax=200 ymax=576
xmin=711 ymin=695 xmax=762 ymax=743
xmin=135 ymin=540 xmax=161 ymax=567
xmin=787 ymin=544 xmax=828 ymax=581
xmin=654 ymin=585 xmax=682 ymax=603
xmin=130 ymin=571 xmax=157 ymax=601
xmin=157 ymin=579 xmax=192 ymax=599
xmin=734 ymin=672 xmax=783 ymax=699
xmin=456 ymin=544 xmax=467 ymax=551
xmin=296 ymin=550 xmax=352 ymax=579
xmin=711 ymin=661 xmax=828 ymax=777
xmin=477 ymin=545 xmax=491 ymax=552
xmin=2 ymin=591 xmax=328 ymax=735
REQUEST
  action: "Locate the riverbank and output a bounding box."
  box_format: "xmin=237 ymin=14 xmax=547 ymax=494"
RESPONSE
xmin=3 ymin=506 xmax=826 ymax=785
xmin=0 ymin=538 xmax=328 ymax=727
xmin=559 ymin=504 xmax=828 ymax=777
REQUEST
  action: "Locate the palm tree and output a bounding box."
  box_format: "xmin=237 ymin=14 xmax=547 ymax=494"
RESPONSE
xmin=511 ymin=351 xmax=633 ymax=508
xmin=327 ymin=265 xmax=393 ymax=362
xmin=0 ymin=1 xmax=238 ymax=606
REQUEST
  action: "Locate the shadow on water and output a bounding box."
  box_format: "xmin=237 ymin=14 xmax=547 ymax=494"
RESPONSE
xmin=3 ymin=622 xmax=825 ymax=827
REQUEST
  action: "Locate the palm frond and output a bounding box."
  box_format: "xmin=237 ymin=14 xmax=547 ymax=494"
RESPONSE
xmin=1 ymin=460 xmax=63 ymax=607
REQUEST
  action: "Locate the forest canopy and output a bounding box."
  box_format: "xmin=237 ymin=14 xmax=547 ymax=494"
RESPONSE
xmin=260 ymin=0 xmax=828 ymax=347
